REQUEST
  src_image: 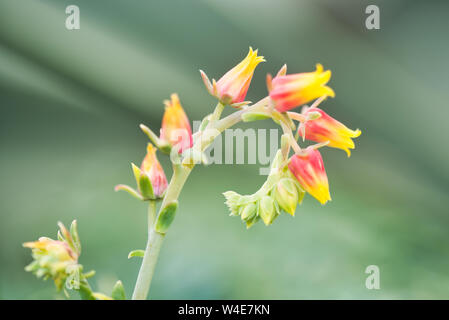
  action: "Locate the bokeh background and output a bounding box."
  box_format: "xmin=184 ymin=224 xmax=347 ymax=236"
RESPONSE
xmin=1 ymin=0 xmax=448 ymax=299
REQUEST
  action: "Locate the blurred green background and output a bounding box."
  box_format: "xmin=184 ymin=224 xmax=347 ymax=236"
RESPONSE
xmin=1 ymin=0 xmax=448 ymax=299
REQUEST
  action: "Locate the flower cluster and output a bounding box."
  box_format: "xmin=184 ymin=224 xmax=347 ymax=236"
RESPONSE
xmin=224 ymin=150 xmax=305 ymax=227
xmin=24 ymin=46 xmax=362 ymax=300
xmin=208 ymin=48 xmax=361 ymax=227
xmin=23 ymin=221 xmax=127 ymax=299
xmin=115 ymin=94 xmax=194 ymax=201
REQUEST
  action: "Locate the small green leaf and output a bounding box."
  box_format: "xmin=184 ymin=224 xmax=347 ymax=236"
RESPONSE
xmin=155 ymin=201 xmax=178 ymax=233
xmin=111 ymin=280 xmax=126 ymax=300
xmin=139 ymin=124 xmax=172 ymax=154
xmin=128 ymin=249 xmax=145 ymax=259
xmin=139 ymin=174 xmax=155 ymax=200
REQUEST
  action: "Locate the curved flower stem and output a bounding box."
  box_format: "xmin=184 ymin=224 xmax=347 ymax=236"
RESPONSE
xmin=210 ymin=102 xmax=225 ymax=123
xmin=132 ymin=166 xmax=191 ymax=300
xmin=131 ymin=97 xmax=270 ymax=300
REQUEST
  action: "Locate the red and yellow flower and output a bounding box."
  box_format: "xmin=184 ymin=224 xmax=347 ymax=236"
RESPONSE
xmin=141 ymin=143 xmax=168 ymax=198
xmin=299 ymin=108 xmax=361 ymax=157
xmin=288 ymin=147 xmax=331 ymax=205
xmin=160 ymin=94 xmax=192 ymax=153
xmin=208 ymin=47 xmax=265 ymax=104
xmin=269 ymin=64 xmax=335 ymax=112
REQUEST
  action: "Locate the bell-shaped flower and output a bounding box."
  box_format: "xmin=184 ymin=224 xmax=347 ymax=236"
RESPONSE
xmin=288 ymin=147 xmax=331 ymax=205
xmin=160 ymin=94 xmax=192 ymax=154
xmin=269 ymin=64 xmax=335 ymax=112
xmin=201 ymin=47 xmax=265 ymax=104
xmin=299 ymin=108 xmax=361 ymax=157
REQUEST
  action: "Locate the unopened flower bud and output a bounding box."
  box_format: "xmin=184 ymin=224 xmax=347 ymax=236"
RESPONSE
xmin=161 ymin=94 xmax=193 ymax=154
xmin=240 ymin=202 xmax=257 ymax=221
xmin=258 ymin=196 xmax=277 ymax=226
xmin=288 ymin=147 xmax=331 ymax=205
xmin=273 ymin=178 xmax=299 ymax=216
xmin=223 ymin=191 xmax=242 ymax=216
xmin=140 ymin=143 xmax=168 ymax=198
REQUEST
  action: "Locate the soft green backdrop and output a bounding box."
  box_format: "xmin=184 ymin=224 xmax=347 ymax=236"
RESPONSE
xmin=1 ymin=0 xmax=448 ymax=299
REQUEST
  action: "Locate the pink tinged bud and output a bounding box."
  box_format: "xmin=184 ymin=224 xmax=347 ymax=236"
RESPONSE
xmin=288 ymin=148 xmax=331 ymax=205
xmin=215 ymin=47 xmax=265 ymax=104
xmin=160 ymin=94 xmax=193 ymax=154
xmin=141 ymin=144 xmax=168 ymax=197
xmin=269 ymin=64 xmax=335 ymax=112
xmin=299 ymin=108 xmax=361 ymax=157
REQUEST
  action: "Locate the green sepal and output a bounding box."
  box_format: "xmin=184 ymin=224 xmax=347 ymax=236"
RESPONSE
xmin=139 ymin=174 xmax=155 ymax=200
xmin=111 ymin=280 xmax=126 ymax=300
xmin=131 ymin=163 xmax=141 ymax=186
xmin=240 ymin=203 xmax=257 ymax=221
xmin=246 ymin=215 xmax=260 ymax=229
xmin=128 ymin=249 xmax=145 ymax=259
xmin=140 ymin=124 xmax=171 ymax=154
xmin=70 ymin=220 xmax=81 ymax=255
xmin=259 ymin=196 xmax=276 ymax=226
xmin=155 ymin=201 xmax=178 ymax=234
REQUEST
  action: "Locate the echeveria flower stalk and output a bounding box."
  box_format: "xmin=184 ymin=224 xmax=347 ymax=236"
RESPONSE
xmin=269 ymin=64 xmax=335 ymax=112
xmin=200 ymin=47 xmax=265 ymax=104
xmin=288 ymin=147 xmax=331 ymax=205
xmin=299 ymin=108 xmax=362 ymax=157
xmin=160 ymin=94 xmax=192 ymax=154
xmin=26 ymin=47 xmax=364 ymax=301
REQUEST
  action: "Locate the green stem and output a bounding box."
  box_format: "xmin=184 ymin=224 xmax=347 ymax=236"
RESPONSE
xmin=131 ymin=227 xmax=165 ymax=300
xmin=132 ymin=166 xmax=191 ymax=300
xmin=131 ymin=97 xmax=270 ymax=300
xmin=78 ymin=278 xmax=95 ymax=300
xmin=147 ymin=200 xmax=156 ymax=229
xmin=210 ymin=102 xmax=225 ymax=123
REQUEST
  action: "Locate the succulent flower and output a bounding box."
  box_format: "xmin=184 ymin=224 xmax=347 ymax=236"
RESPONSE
xmin=288 ymin=147 xmax=331 ymax=205
xmin=115 ymin=143 xmax=167 ymax=200
xmin=23 ymin=221 xmax=81 ymax=291
xmin=160 ymin=93 xmax=193 ymax=154
xmin=200 ymin=47 xmax=265 ymax=104
xmin=140 ymin=143 xmax=168 ymax=198
xmin=298 ymin=107 xmax=362 ymax=157
xmin=273 ymin=177 xmax=304 ymax=216
xmin=269 ymin=64 xmax=335 ymax=112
